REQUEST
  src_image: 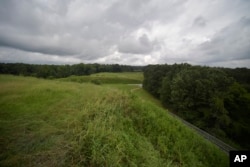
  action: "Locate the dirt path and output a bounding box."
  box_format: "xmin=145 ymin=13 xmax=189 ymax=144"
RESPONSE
xmin=129 ymin=84 xmax=142 ymax=92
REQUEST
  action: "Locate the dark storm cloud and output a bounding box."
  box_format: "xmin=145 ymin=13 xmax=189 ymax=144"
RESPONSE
xmin=193 ymin=17 xmax=250 ymax=65
xmin=193 ymin=16 xmax=207 ymax=27
xmin=0 ymin=0 xmax=185 ymax=62
xmin=0 ymin=0 xmax=249 ymax=67
xmin=0 ymin=0 xmax=77 ymax=55
xmin=118 ymin=34 xmax=157 ymax=54
xmin=0 ymin=32 xmax=78 ymax=55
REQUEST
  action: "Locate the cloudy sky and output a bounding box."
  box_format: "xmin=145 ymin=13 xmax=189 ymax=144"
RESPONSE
xmin=0 ymin=0 xmax=250 ymax=67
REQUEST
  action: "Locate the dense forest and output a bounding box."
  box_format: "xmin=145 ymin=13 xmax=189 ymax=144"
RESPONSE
xmin=0 ymin=63 xmax=143 ymax=78
xmin=143 ymin=64 xmax=250 ymax=149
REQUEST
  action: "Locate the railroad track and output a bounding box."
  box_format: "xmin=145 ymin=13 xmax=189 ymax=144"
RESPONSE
xmin=167 ymin=111 xmax=236 ymax=155
xmin=130 ymin=85 xmax=236 ymax=154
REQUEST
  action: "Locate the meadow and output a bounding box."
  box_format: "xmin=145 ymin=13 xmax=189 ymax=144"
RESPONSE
xmin=0 ymin=74 xmax=228 ymax=166
xmin=58 ymin=72 xmax=143 ymax=84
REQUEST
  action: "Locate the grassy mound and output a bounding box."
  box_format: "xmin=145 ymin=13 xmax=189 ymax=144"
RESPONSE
xmin=58 ymin=72 xmax=143 ymax=84
xmin=0 ymin=75 xmax=228 ymax=166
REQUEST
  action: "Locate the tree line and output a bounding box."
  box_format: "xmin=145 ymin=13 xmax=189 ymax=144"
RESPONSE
xmin=0 ymin=63 xmax=143 ymax=78
xmin=143 ymin=63 xmax=250 ymax=149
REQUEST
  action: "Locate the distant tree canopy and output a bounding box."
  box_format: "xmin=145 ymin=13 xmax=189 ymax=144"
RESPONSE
xmin=0 ymin=63 xmax=144 ymax=78
xmin=143 ymin=64 xmax=250 ymax=149
xmin=223 ymin=67 xmax=250 ymax=92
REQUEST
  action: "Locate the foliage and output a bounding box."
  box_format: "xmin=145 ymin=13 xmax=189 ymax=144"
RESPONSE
xmin=0 ymin=75 xmax=228 ymax=166
xmin=143 ymin=64 xmax=250 ymax=149
xmin=223 ymin=67 xmax=250 ymax=91
xmin=0 ymin=63 xmax=144 ymax=79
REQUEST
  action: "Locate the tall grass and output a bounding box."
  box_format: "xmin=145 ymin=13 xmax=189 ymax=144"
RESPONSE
xmin=0 ymin=75 xmax=228 ymax=166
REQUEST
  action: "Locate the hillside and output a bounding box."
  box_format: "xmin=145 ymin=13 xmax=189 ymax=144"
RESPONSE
xmin=0 ymin=74 xmax=228 ymax=166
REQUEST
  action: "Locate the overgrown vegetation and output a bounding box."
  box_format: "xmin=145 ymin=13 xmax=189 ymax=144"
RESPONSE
xmin=0 ymin=75 xmax=228 ymax=166
xmin=143 ymin=64 xmax=250 ymax=149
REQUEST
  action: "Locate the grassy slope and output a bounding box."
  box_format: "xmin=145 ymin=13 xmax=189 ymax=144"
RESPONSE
xmin=58 ymin=72 xmax=143 ymax=84
xmin=0 ymin=75 xmax=228 ymax=166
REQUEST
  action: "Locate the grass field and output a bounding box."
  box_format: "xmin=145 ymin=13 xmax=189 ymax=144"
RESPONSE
xmin=0 ymin=74 xmax=228 ymax=166
xmin=58 ymin=72 xmax=143 ymax=84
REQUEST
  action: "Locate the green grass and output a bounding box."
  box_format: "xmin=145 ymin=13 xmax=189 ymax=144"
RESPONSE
xmin=0 ymin=75 xmax=228 ymax=166
xmin=58 ymin=72 xmax=143 ymax=84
